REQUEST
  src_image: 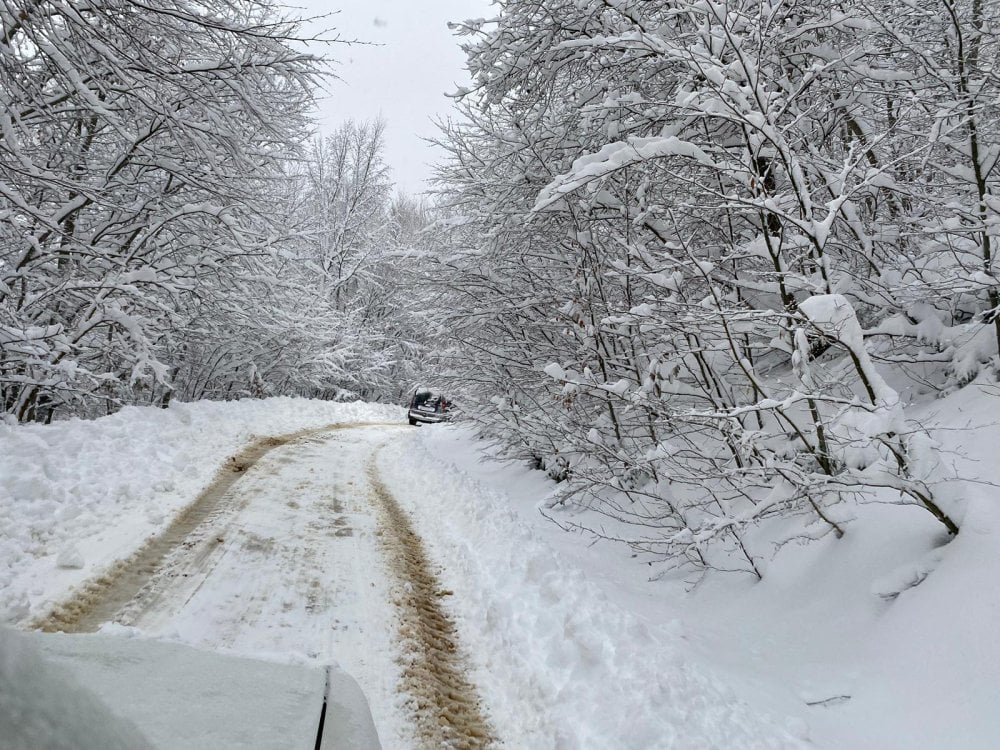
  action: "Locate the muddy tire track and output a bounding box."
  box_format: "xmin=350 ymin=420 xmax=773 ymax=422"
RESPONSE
xmin=367 ymin=454 xmax=495 ymax=749
xmin=29 ymin=423 xmax=387 ymax=633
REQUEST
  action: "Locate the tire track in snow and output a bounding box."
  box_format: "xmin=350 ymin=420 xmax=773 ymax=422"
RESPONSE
xmin=367 ymin=451 xmax=496 ymax=749
xmin=29 ymin=423 xmax=386 ymax=633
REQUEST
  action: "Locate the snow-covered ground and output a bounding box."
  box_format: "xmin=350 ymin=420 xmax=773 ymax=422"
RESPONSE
xmin=401 ymin=383 xmax=1000 ymax=750
xmin=0 ymin=398 xmax=400 ymax=623
xmin=379 ymin=431 xmax=807 ymax=748
xmin=123 ymin=424 xmax=415 ymax=747
xmin=3 ymin=391 xmax=1000 ymax=747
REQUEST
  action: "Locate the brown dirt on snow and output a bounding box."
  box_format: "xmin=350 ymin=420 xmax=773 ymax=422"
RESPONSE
xmin=367 ymin=457 xmax=496 ymax=749
xmin=29 ymin=423 xmax=384 ymax=633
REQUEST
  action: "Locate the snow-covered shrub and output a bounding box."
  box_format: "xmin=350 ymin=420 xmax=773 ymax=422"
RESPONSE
xmin=428 ymin=0 xmax=990 ymax=577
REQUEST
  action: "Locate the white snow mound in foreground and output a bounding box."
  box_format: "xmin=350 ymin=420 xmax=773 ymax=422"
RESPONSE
xmin=0 ymin=627 xmax=154 ymax=750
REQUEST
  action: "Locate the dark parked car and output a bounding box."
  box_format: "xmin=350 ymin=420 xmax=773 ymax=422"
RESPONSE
xmin=407 ymin=388 xmax=451 ymax=425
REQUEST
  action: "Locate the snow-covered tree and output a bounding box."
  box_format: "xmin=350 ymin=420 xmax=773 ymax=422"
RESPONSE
xmin=0 ymin=0 xmax=321 ymax=421
xmin=432 ymin=0 xmax=976 ymax=577
xmin=166 ymin=120 xmax=432 ymax=405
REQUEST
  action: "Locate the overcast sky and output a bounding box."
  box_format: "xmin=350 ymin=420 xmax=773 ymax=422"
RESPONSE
xmin=295 ymin=1 xmax=493 ymax=195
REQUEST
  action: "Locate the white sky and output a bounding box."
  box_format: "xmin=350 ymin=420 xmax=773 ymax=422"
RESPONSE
xmin=294 ymin=1 xmax=494 ymax=195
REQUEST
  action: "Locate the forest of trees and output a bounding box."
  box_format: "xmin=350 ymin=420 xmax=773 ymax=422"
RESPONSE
xmin=427 ymin=0 xmax=998 ymax=576
xmin=4 ymin=0 xmax=999 ymax=576
xmin=0 ymin=0 xmax=431 ymax=422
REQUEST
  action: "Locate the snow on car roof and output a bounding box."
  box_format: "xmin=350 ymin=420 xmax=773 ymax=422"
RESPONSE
xmin=413 ymin=386 xmax=445 ymax=397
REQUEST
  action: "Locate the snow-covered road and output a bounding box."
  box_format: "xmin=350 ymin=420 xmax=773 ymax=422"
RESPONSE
xmin=6 ymin=394 xmax=1000 ymax=748
xmin=30 ymin=423 xmax=492 ymax=749
xmin=6 ymin=401 xmax=812 ymax=749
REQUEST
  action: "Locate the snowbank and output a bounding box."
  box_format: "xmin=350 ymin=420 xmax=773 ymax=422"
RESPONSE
xmin=377 ymin=431 xmax=806 ymax=749
xmin=0 ymin=398 xmax=402 ymax=622
xmin=402 ymin=377 xmax=1000 ymax=750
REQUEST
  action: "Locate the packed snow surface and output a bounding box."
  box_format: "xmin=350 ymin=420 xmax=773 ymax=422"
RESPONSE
xmin=0 ymin=398 xmax=400 ymax=623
